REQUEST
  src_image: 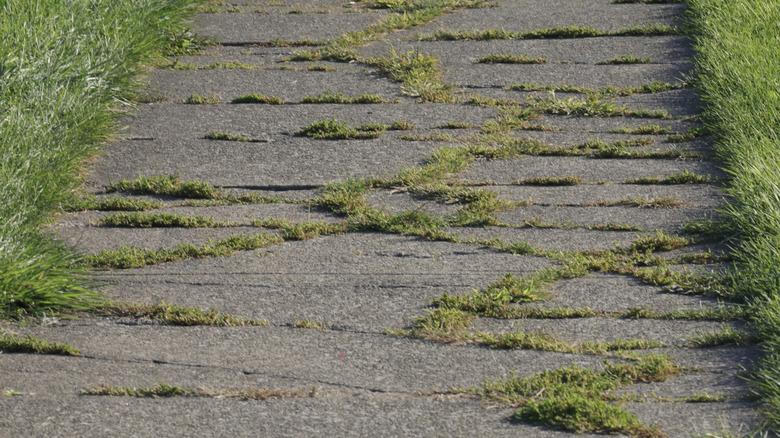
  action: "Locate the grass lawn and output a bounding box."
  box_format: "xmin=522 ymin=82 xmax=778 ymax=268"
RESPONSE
xmin=687 ymin=0 xmax=780 ymax=432
xmin=0 ymin=0 xmax=203 ymax=318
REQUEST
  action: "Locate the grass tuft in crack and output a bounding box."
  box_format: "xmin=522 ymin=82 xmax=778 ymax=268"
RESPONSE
xmin=298 ymin=119 xmax=385 ymax=140
xmin=107 ymin=175 xmax=218 ymax=199
xmin=86 ymin=233 xmax=284 ymax=269
xmin=301 ymin=91 xmax=386 ymax=104
xmin=366 ymin=49 xmax=453 ymax=102
xmin=62 ymin=195 xmax=163 ymax=212
xmin=477 ymin=54 xmax=546 ymax=64
xmin=185 ymin=94 xmax=220 ymax=104
xmin=688 ymin=325 xmax=753 ymax=348
xmin=98 ymin=302 xmax=267 ymax=326
xmin=205 ymin=131 xmax=266 ymax=142
xmin=529 ymin=95 xmax=671 ymax=119
xmin=477 ymin=355 xmax=677 ymax=436
xmin=0 ymin=332 xmax=80 ymax=356
xmin=627 ymin=171 xmax=711 ymax=185
xmin=101 ymin=212 xmax=229 ymax=228
xmin=420 ymin=24 xmax=677 ymax=41
xmin=230 ymin=94 xmax=283 ymax=104
xmin=597 ymin=55 xmax=651 ymax=65
xmin=514 ymin=176 xmax=582 ymax=186
xmin=612 ymin=125 xmax=673 ymax=135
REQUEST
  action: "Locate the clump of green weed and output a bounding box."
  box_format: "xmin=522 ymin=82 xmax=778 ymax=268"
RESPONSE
xmin=86 ymin=233 xmax=284 ymax=269
xmin=107 ymin=175 xmax=218 ymax=199
xmin=99 ymin=302 xmax=267 ymax=327
xmin=628 ymin=231 xmax=690 ymax=252
xmin=688 ymin=325 xmax=753 ymax=347
xmin=298 ymin=119 xmax=384 ymax=139
xmin=591 ymin=197 xmax=682 ymax=208
xmin=627 ymin=171 xmax=711 ymax=185
xmin=101 ymin=212 xmax=228 ymax=228
xmin=479 ymin=355 xmax=678 ymax=436
xmin=185 ymin=94 xmax=220 ymax=104
xmin=204 ymin=131 xmax=265 ymax=142
xmin=231 ymin=94 xmax=284 ymax=104
xmin=515 ymin=176 xmax=582 ymax=186
xmin=0 ymin=332 xmax=80 ymax=356
xmin=477 ymin=54 xmax=546 ymax=64
xmin=597 ymin=55 xmax=651 ymax=65
xmin=62 ymin=195 xmax=163 ymax=212
xmin=366 ymin=49 xmax=453 ymax=102
xmin=301 ymin=91 xmax=385 ymax=104
xmin=612 ymin=125 xmax=672 ymax=135
xmin=407 ymin=308 xmax=474 ymax=341
xmin=253 ymin=219 xmax=346 ymax=240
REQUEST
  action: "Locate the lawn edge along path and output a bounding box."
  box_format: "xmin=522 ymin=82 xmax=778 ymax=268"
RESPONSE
xmin=688 ymin=0 xmax=780 ymax=432
xmin=0 ymin=0 xmax=206 ymax=318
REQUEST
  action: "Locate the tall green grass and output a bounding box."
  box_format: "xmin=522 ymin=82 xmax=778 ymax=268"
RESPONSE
xmin=687 ymin=0 xmax=780 ymax=431
xmin=0 ymin=0 xmax=201 ymax=317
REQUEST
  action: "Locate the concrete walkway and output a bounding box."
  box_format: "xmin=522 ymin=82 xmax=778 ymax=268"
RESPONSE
xmin=1 ymin=1 xmax=760 ymax=436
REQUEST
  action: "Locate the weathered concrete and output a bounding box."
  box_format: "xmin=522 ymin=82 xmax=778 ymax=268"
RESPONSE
xmin=5 ymin=1 xmax=761 ymax=436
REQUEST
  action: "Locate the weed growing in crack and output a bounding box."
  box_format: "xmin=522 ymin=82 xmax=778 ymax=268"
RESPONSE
xmin=628 ymin=231 xmax=690 ymax=252
xmin=688 ymin=325 xmax=754 ymax=347
xmin=298 ymin=119 xmax=384 ymax=139
xmin=432 ymin=273 xmax=548 ymax=316
xmin=437 ymin=121 xmax=475 ymax=129
xmin=476 ymin=355 xmax=677 ymax=436
xmin=665 ymin=128 xmax=703 ymax=143
xmin=205 ymin=131 xmax=267 ymax=142
xmin=366 ymin=49 xmax=453 ymax=102
xmin=589 ymin=197 xmax=683 ymax=208
xmin=105 ymin=175 xmax=295 ymax=206
xmin=185 ymin=94 xmax=220 ymax=104
xmin=612 ymin=125 xmax=673 ymax=135
xmin=419 ymin=24 xmax=677 ymax=41
xmin=477 ymin=54 xmax=546 ymax=64
xmin=307 ymin=64 xmax=336 ymax=72
xmin=85 ymin=233 xmax=284 ymax=269
xmin=287 ymin=0 xmax=487 ymax=63
xmin=166 ymin=60 xmax=255 ymax=70
xmin=528 ymin=95 xmax=671 ymax=119
xmin=0 ymin=332 xmax=80 ymax=356
xmin=627 ymin=171 xmax=711 ymax=185
xmin=509 ymin=81 xmax=686 ymax=97
xmin=597 ymin=55 xmax=651 ymax=65
xmin=107 ymin=175 xmax=218 ymax=199
xmin=301 ymin=91 xmax=385 ymax=104
xmin=253 ymin=219 xmax=347 ymax=240
xmin=514 ymin=176 xmax=583 ymax=186
xmin=61 ymin=195 xmax=163 ymax=212
xmin=98 ymin=302 xmax=267 ymax=327
xmin=101 ymin=212 xmax=230 ymax=228
xmin=231 ymin=94 xmax=284 ymax=104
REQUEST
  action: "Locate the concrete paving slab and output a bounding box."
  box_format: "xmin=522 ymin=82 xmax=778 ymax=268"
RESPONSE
xmin=458 ymin=156 xmax=720 ymax=184
xmin=17 ymin=321 xmax=600 ymax=393
xmin=94 ymin=233 xmax=552 ymax=330
xmin=361 ymin=36 xmax=694 ymax=65
xmin=194 ymin=11 xmax=386 ymax=43
xmin=146 ymin=67 xmax=400 ymax=102
xmin=496 ymin=205 xmax=716 ymax=232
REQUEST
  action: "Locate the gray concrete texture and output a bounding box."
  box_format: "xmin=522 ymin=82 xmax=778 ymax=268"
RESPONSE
xmin=4 ymin=1 xmax=761 ymax=437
